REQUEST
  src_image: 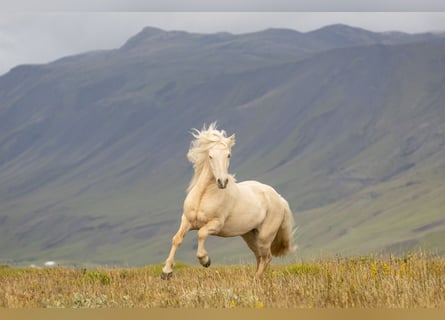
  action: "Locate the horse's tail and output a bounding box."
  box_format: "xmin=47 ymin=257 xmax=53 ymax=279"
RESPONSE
xmin=271 ymin=198 xmax=297 ymax=257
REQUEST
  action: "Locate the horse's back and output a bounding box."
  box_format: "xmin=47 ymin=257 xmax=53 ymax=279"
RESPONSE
xmin=237 ymin=180 xmax=283 ymax=202
xmin=236 ymin=180 xmax=288 ymax=214
xmin=237 ymin=180 xmax=273 ymax=191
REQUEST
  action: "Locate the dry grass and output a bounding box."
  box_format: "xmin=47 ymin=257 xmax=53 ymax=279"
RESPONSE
xmin=1 ymin=253 xmax=444 ymax=308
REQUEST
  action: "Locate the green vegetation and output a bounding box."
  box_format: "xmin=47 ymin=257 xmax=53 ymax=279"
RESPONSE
xmin=1 ymin=253 xmax=444 ymax=308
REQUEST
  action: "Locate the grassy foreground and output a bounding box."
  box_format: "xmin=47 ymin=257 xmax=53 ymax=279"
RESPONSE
xmin=1 ymin=253 xmax=444 ymax=308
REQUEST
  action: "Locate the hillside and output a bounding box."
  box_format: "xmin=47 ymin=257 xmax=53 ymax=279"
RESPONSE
xmin=0 ymin=25 xmax=444 ymax=266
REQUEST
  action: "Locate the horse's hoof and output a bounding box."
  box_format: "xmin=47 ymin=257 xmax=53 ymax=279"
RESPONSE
xmin=161 ymin=271 xmax=172 ymax=280
xmin=203 ymin=257 xmax=211 ymax=268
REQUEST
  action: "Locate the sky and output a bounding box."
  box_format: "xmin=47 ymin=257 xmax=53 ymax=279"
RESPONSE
xmin=1 ymin=1 xmax=445 ymax=75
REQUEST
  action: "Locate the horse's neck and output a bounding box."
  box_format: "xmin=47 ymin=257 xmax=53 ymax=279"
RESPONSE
xmin=187 ymin=164 xmax=238 ymax=213
xmin=188 ymin=162 xmax=214 ymax=195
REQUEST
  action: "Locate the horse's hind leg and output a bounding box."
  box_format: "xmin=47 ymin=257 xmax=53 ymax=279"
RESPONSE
xmin=255 ymin=216 xmax=282 ymax=277
xmin=256 ymin=243 xmax=272 ymax=277
xmin=241 ymin=230 xmax=261 ymax=270
xmin=161 ymin=215 xmax=191 ymax=280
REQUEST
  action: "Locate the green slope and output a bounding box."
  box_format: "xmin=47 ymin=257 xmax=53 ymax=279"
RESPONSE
xmin=0 ymin=26 xmax=444 ymax=266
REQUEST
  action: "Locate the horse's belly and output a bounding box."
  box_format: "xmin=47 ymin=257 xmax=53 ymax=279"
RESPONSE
xmin=218 ymin=223 xmax=254 ymax=237
xmin=218 ymin=209 xmax=264 ymax=237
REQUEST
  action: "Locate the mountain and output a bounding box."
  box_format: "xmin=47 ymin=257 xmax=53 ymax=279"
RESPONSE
xmin=0 ymin=25 xmax=444 ymax=266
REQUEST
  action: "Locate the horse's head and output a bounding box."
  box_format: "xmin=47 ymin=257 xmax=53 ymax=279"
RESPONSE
xmin=207 ymin=136 xmax=235 ymax=189
xmin=187 ymin=122 xmax=236 ymax=190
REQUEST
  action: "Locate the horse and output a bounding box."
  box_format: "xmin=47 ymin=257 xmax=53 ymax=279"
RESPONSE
xmin=161 ymin=122 xmax=295 ymax=279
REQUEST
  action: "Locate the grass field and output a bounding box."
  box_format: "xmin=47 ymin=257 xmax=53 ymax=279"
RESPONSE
xmin=1 ymin=252 xmax=444 ymax=308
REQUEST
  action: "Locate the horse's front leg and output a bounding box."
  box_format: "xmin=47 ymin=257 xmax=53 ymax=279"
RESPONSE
xmin=196 ymin=220 xmax=223 ymax=268
xmin=161 ymin=215 xmax=191 ymax=280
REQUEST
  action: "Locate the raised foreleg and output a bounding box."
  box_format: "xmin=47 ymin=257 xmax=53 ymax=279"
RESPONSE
xmin=196 ymin=219 xmax=223 ymax=268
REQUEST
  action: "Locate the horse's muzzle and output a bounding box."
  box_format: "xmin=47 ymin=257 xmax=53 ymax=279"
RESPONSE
xmin=217 ymin=178 xmax=229 ymax=189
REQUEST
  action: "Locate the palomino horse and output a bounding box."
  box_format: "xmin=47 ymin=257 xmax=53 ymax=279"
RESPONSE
xmin=161 ymin=123 xmax=295 ymax=279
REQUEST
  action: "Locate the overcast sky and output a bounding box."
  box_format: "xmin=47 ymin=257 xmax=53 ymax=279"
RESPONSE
xmin=1 ymin=1 xmax=445 ymax=75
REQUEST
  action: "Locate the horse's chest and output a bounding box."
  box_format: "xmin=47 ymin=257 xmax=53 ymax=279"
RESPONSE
xmin=184 ymin=192 xmax=229 ymax=228
xmin=194 ymin=204 xmax=224 ymax=226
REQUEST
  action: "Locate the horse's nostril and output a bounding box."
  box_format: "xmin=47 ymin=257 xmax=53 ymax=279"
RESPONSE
xmin=217 ymin=178 xmax=227 ymax=189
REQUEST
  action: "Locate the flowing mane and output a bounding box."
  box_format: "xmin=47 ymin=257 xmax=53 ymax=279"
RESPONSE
xmin=186 ymin=122 xmax=235 ymax=192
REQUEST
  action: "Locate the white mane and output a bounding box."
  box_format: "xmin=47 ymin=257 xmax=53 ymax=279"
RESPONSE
xmin=187 ymin=122 xmax=234 ymax=166
xmin=186 ymin=122 xmax=235 ymax=192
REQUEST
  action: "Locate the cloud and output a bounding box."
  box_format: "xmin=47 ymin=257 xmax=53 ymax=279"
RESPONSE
xmin=2 ymin=0 xmax=445 ymax=11
xmin=0 ymin=12 xmax=150 ymax=75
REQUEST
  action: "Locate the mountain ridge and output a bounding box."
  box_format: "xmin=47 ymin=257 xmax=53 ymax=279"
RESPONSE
xmin=0 ymin=25 xmax=444 ymax=266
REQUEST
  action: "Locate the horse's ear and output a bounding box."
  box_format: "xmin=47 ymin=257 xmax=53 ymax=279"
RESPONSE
xmin=228 ymin=134 xmax=236 ymax=147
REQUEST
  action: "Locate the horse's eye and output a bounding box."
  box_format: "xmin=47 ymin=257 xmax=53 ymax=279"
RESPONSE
xmin=227 ymin=154 xmax=231 ymax=158
xmin=209 ymin=155 xmax=213 ymax=159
